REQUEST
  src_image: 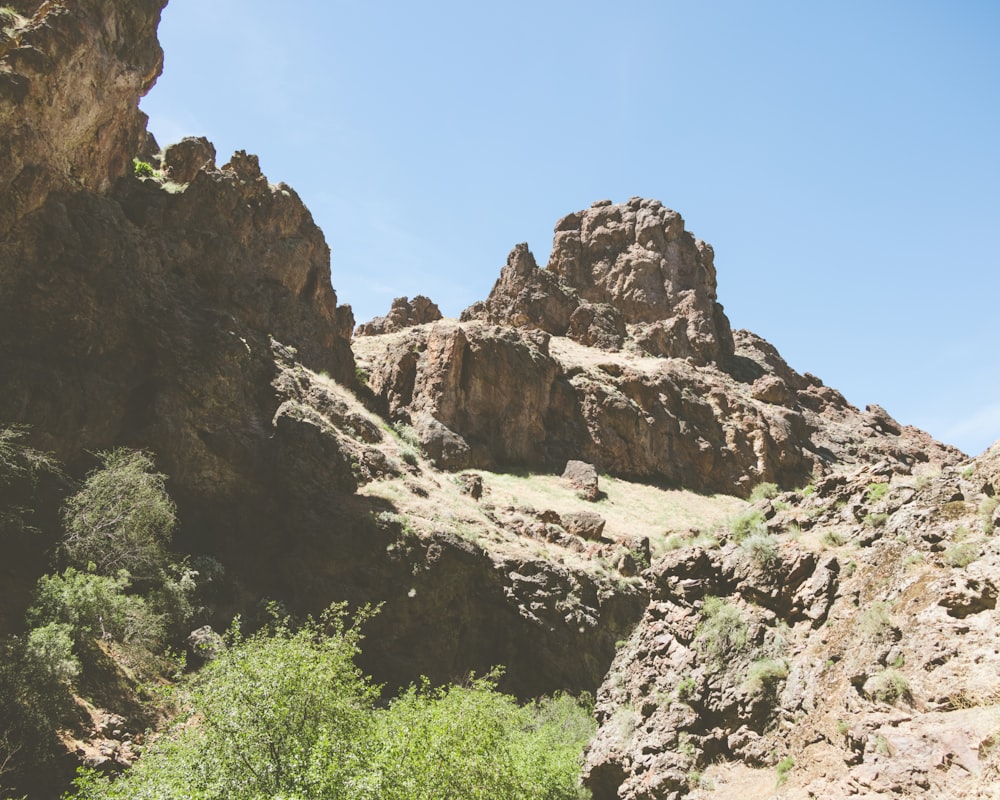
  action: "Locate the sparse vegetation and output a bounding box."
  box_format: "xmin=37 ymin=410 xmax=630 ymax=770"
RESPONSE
xmin=857 ymin=601 xmax=896 ymax=642
xmin=866 ymin=668 xmax=911 ymax=705
xmin=132 ymin=158 xmax=155 ymax=178
xmin=730 ymin=508 xmax=766 ymax=542
xmin=821 ymin=528 xmax=847 ymax=547
xmin=749 ymin=482 xmax=779 ymax=502
xmin=776 ymin=755 xmax=794 ymax=786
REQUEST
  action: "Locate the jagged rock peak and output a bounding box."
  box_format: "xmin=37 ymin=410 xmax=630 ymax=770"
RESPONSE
xmin=463 ymin=198 xmax=735 ymax=365
xmin=355 ymin=295 xmax=443 ymax=336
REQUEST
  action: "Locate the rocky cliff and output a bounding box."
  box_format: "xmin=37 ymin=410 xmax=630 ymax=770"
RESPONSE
xmin=2 ymin=2 xmax=996 ymax=799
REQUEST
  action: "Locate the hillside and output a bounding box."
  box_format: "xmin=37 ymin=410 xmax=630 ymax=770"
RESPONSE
xmin=2 ymin=2 xmax=997 ymax=799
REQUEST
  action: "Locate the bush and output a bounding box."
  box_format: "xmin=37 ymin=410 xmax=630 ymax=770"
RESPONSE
xmin=132 ymin=158 xmax=155 ymax=178
xmin=61 ymin=449 xmax=176 ymax=579
xmin=743 ymin=658 xmax=789 ymax=696
xmin=730 ymin=509 xmax=766 ymax=542
xmin=70 ymin=606 xmax=594 ymax=800
xmin=27 ymin=568 xmax=164 ymax=649
xmin=694 ymin=596 xmax=748 ymax=663
xmin=740 ymin=532 xmax=781 ymax=569
xmin=748 ymin=482 xmax=779 ymax=502
xmin=944 ymin=541 xmax=979 ymax=568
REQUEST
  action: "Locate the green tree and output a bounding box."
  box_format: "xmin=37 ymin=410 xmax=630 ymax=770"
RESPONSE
xmin=61 ymin=449 xmax=176 ymax=579
xmin=0 ymin=424 xmax=61 ymax=535
xmin=71 ymin=606 xmax=596 ymax=800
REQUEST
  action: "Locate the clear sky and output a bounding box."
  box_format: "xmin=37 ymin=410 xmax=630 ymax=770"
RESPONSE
xmin=141 ymin=0 xmax=1000 ymax=456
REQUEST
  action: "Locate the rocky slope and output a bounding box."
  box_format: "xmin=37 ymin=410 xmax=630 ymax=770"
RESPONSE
xmin=2 ymin=2 xmax=996 ymax=799
xmin=584 ymin=451 xmax=1000 ymax=800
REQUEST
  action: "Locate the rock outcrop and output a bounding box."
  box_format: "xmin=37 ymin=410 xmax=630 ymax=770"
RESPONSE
xmin=356 ymin=294 xmax=442 ymax=336
xmin=463 ymin=199 xmax=734 ymax=364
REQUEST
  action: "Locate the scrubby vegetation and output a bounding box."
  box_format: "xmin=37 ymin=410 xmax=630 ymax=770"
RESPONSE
xmin=71 ymin=606 xmax=595 ymax=800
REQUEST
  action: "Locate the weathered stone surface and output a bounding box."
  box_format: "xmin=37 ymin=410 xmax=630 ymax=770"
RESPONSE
xmin=355 ymin=294 xmax=442 ymax=336
xmin=161 ymin=135 xmax=216 ymax=184
xmin=464 ymin=199 xmax=735 ymax=364
xmin=562 ymin=460 xmax=601 ymax=501
xmin=560 ymin=511 xmax=606 ymax=540
xmin=0 ymin=0 xmax=166 ymax=236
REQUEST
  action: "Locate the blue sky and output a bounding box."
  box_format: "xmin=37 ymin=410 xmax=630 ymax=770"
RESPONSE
xmin=142 ymin=1 xmax=1000 ymax=456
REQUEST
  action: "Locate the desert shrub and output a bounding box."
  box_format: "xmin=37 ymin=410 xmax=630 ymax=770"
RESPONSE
xmin=743 ymin=658 xmax=789 ymax=696
xmin=132 ymin=158 xmax=155 ymax=178
xmin=865 ymin=668 xmax=911 ymax=705
xmin=864 ymin=512 xmax=888 ymax=528
xmin=980 ymin=496 xmax=998 ymax=533
xmin=944 ymin=541 xmax=979 ymax=568
xmin=821 ymin=529 xmax=847 ymax=547
xmin=740 ymin=532 xmax=781 ymax=569
xmin=730 ymin=509 xmax=766 ymax=542
xmin=676 ymin=675 xmax=696 ymax=702
xmin=749 ymin=482 xmax=779 ymax=502
xmin=694 ymin=596 xmax=748 ymax=663
xmin=27 ymin=568 xmax=164 ymax=650
xmin=857 ymin=601 xmax=896 ymax=642
xmin=61 ymin=449 xmax=176 ymax=579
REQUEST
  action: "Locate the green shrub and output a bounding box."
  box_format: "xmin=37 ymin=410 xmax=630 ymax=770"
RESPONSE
xmin=822 ymin=529 xmax=847 ymax=547
xmin=743 ymin=658 xmax=789 ymax=696
xmin=866 ymin=668 xmax=911 ymax=705
xmin=694 ymin=596 xmax=748 ymax=663
xmin=71 ymin=605 xmax=594 ymax=800
xmin=132 ymin=158 xmax=155 ymax=178
xmin=27 ymin=568 xmax=164 ymax=649
xmin=866 ymin=482 xmax=890 ymax=503
xmin=676 ymin=675 xmax=696 ymax=703
xmin=61 ymin=449 xmax=176 ymax=579
xmin=749 ymin=482 xmax=779 ymax=502
xmin=740 ymin=532 xmax=781 ymax=569
xmin=730 ymin=509 xmax=766 ymax=542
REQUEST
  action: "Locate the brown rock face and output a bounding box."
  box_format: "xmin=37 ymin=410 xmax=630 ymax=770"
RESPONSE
xmin=357 ymin=319 xmax=962 ymax=495
xmin=0 ymin=0 xmax=166 ymax=236
xmin=465 ymin=198 xmax=734 ymax=364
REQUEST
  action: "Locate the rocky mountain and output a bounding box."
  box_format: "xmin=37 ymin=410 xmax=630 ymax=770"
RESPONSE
xmin=2 ymin=1 xmax=997 ymax=799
